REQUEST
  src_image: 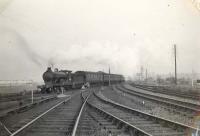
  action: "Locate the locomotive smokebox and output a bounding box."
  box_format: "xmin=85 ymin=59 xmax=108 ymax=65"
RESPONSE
xmin=43 ymin=67 xmax=54 ymax=84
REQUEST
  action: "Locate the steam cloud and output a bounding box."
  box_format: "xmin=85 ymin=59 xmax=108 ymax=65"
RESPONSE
xmin=40 ymin=41 xmax=139 ymax=75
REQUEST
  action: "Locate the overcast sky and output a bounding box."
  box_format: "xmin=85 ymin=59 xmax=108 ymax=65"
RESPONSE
xmin=0 ymin=0 xmax=200 ymax=81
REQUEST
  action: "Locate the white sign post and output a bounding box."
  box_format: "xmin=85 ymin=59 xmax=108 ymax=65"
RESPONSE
xmin=31 ymin=90 xmax=33 ymax=104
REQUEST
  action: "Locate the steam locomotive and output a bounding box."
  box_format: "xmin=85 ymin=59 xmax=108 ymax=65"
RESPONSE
xmin=42 ymin=67 xmax=125 ymax=93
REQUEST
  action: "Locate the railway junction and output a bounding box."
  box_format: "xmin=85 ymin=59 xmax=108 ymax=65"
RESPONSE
xmin=0 ymin=64 xmax=199 ymax=136
xmin=1 ymin=0 xmax=200 ymax=135
xmin=1 ymin=82 xmax=200 ymax=136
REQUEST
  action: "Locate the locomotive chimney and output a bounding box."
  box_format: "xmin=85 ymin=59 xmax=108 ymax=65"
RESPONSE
xmin=47 ymin=67 xmax=52 ymax=71
xmin=54 ymin=68 xmax=58 ymax=72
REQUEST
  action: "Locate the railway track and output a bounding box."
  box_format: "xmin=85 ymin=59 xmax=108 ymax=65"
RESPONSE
xmin=0 ymin=92 xmax=52 ymax=103
xmin=120 ymin=84 xmax=200 ymax=111
xmin=2 ymin=89 xmax=133 ymax=136
xmin=91 ymin=90 xmax=196 ymax=136
xmin=112 ymin=84 xmax=200 ymax=126
xmin=0 ymin=91 xmax=79 ymax=136
xmin=11 ymin=93 xmax=82 ymax=136
xmin=122 ymin=84 xmax=200 ymax=109
xmin=131 ymin=83 xmax=200 ymax=100
xmin=76 ymin=90 xmax=131 ymax=136
xmin=2 ymin=87 xmax=198 ymax=136
xmin=0 ymin=95 xmax=56 ymax=118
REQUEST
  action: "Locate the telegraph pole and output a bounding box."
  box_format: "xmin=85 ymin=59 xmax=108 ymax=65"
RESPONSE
xmin=109 ymin=67 xmax=111 ymax=86
xmin=174 ymin=44 xmax=177 ymax=85
xmin=140 ymin=66 xmax=144 ymax=81
xmin=145 ymin=69 xmax=148 ymax=82
xmin=192 ymin=70 xmax=195 ymax=88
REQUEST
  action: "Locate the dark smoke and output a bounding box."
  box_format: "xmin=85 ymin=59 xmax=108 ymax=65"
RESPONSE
xmin=3 ymin=28 xmax=46 ymax=67
xmin=15 ymin=32 xmax=45 ymax=67
xmin=47 ymin=57 xmax=56 ymax=68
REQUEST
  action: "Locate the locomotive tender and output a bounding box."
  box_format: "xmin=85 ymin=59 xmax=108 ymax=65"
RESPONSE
xmin=42 ymin=67 xmax=124 ymax=92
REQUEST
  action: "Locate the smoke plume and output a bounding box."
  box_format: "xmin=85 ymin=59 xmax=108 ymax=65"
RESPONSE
xmin=0 ymin=27 xmax=45 ymax=67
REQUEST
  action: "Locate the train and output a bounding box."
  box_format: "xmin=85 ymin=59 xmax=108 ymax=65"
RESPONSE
xmin=41 ymin=67 xmax=125 ymax=93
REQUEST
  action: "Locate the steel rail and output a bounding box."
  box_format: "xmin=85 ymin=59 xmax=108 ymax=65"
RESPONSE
xmin=94 ymin=91 xmax=197 ymax=133
xmin=124 ymin=84 xmax=199 ymax=105
xmin=86 ymin=97 xmax=152 ymax=136
xmin=117 ymin=85 xmax=200 ymax=112
xmin=10 ymin=96 xmax=71 ymax=136
xmin=0 ymin=96 xmax=56 ymax=118
xmin=71 ymin=92 xmax=90 ymax=136
xmin=0 ymin=121 xmax=12 ymax=135
xmin=132 ymin=83 xmax=200 ymax=99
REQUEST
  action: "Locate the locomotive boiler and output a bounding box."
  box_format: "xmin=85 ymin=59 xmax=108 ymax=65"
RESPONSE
xmin=42 ymin=67 xmax=72 ymax=92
